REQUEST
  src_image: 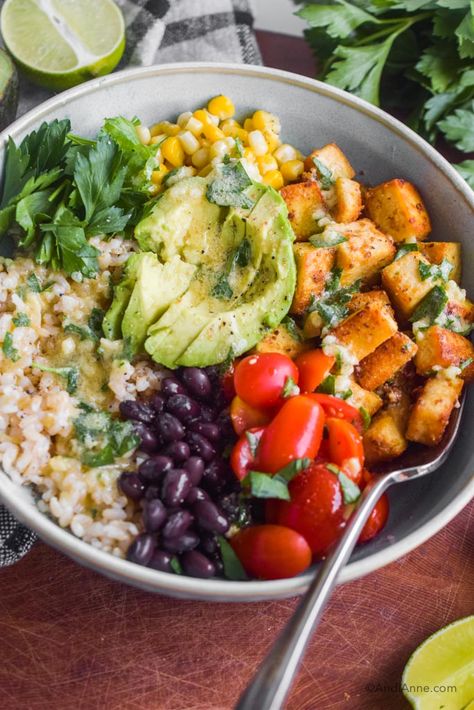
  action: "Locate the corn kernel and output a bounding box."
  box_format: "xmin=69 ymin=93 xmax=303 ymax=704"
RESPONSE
xmin=191 ymin=147 xmax=210 ymax=169
xmin=210 ymin=140 xmax=228 ymax=160
xmin=264 ymin=130 xmax=281 ymax=153
xmin=178 ymin=130 xmax=200 ymax=155
xmin=193 ymin=109 xmax=211 ymax=124
xmin=248 ymin=130 xmax=268 ymax=156
xmin=220 ymin=119 xmax=239 ymax=136
xmin=208 ymin=95 xmax=235 ymax=120
xmin=263 ymin=169 xmax=284 ymax=190
xmin=162 ymin=136 xmax=185 ymax=167
xmin=151 ymin=121 xmax=180 ymax=137
xmin=151 ymin=164 xmax=169 ymax=185
xmin=198 ymin=164 xmax=213 ymax=177
xmin=280 ymin=159 xmax=305 ymax=183
xmin=150 ymin=134 xmax=166 ymax=145
xmin=177 ymin=111 xmax=193 ymax=128
xmin=274 ymin=143 xmax=298 ymax=165
xmin=252 ymin=110 xmax=281 ymax=134
xmin=257 ymin=154 xmax=278 ymax=175
xmin=242 ymin=159 xmax=261 ymax=181
xmin=135 ymin=125 xmax=151 ymax=145
xmin=243 ymin=118 xmax=254 ymax=132
xmin=243 ymin=147 xmax=256 ymax=163
xmin=224 ymin=137 xmax=236 ymax=151
xmin=185 ymin=116 xmax=204 ymax=136
xmin=203 ymin=123 xmax=225 ymax=142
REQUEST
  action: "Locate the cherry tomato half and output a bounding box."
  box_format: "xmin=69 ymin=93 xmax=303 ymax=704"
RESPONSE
xmin=309 ymin=393 xmax=363 ymax=433
xmin=230 ymin=427 xmax=265 ymax=481
xmin=296 ymin=350 xmax=335 ymax=393
xmin=257 ymin=395 xmax=325 ymax=474
xmin=359 ymin=494 xmax=389 ymax=543
xmin=234 ymin=353 xmax=299 ymax=409
xmin=270 ymin=463 xmax=345 ymax=558
xmin=326 ymin=417 xmax=364 ymax=485
xmin=230 ymin=395 xmax=273 ymax=436
xmin=230 ymin=525 xmax=312 ymax=580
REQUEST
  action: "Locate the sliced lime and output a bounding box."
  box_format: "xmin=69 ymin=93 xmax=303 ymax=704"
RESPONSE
xmin=0 ymin=0 xmax=125 ymax=91
xmin=402 ymin=615 xmax=474 ymax=709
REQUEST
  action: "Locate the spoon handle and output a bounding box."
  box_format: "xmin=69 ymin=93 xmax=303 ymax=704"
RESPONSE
xmin=235 ymin=472 xmax=395 ymax=710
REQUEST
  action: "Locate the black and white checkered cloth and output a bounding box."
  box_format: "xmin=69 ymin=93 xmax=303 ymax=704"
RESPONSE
xmin=0 ymin=0 xmax=261 ymax=566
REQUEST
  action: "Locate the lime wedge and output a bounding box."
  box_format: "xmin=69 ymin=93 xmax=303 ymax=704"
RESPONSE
xmin=402 ymin=615 xmax=474 ymax=709
xmin=0 ymin=0 xmax=125 ymax=90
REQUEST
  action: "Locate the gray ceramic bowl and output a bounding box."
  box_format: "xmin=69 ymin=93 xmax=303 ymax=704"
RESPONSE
xmin=0 ymin=63 xmax=472 ymax=601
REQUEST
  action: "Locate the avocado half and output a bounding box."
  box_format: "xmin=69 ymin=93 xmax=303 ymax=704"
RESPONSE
xmin=105 ymin=174 xmax=296 ymax=368
xmin=0 ymin=49 xmax=18 ymax=131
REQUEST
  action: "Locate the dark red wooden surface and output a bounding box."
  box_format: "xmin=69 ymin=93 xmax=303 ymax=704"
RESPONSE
xmin=0 ymin=31 xmax=473 ymax=710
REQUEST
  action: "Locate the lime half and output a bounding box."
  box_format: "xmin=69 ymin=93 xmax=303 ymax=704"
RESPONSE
xmin=1 ymin=0 xmax=125 ymax=90
xmin=402 ymin=615 xmax=474 ymax=710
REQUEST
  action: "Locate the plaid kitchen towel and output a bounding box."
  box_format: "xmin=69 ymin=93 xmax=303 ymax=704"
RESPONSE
xmin=0 ymin=0 xmax=261 ymax=566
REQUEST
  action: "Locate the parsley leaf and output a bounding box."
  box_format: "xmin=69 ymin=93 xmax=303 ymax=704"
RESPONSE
xmin=308 ymin=268 xmax=360 ymax=329
xmin=312 ymin=157 xmax=334 ymax=189
xmin=2 ymin=332 xmax=19 ymax=362
xmin=64 ymin=309 xmax=104 ymax=343
xmin=243 ymin=458 xmax=311 ymax=501
xmin=455 ymin=159 xmax=474 ymax=188
xmin=32 ymin=362 xmax=79 ymax=394
xmin=217 ymin=536 xmax=248 ymax=581
xmin=310 ymin=230 xmax=347 ymax=248
xmin=73 ymin=406 xmax=139 ymax=468
xmin=394 ymin=243 xmax=419 ymax=261
xmin=327 ymin=464 xmax=361 ymax=504
xmin=12 ymin=313 xmax=30 ymax=327
xmin=39 ymin=207 xmax=100 ymax=278
xmin=438 ymin=103 xmax=474 ymax=152
xmin=170 ymin=557 xmax=183 ymax=575
xmin=410 ymin=285 xmax=448 ymax=323
xmin=282 ymin=316 xmax=303 ymax=342
xmin=206 ymin=161 xmax=254 ymax=209
xmin=359 ymin=406 xmax=372 ymax=431
xmin=317 ymin=374 xmax=336 ymax=395
xmin=211 ymin=273 xmax=233 ymax=300
xmin=418 ymin=258 xmax=453 ymax=282
xmin=282 ymin=376 xmax=300 ymax=398
xmin=297 ymin=2 xmax=376 ymax=40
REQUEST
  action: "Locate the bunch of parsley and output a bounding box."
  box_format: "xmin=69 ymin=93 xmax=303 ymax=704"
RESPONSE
xmin=0 ymin=116 xmax=158 ymax=278
xmin=296 ymin=0 xmax=474 ymax=186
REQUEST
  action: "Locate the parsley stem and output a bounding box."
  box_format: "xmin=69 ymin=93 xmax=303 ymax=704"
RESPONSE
xmin=354 ymin=13 xmax=432 ymax=47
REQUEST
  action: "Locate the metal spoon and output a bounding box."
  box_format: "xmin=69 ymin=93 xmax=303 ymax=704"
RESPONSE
xmin=236 ymin=393 xmax=466 ymax=710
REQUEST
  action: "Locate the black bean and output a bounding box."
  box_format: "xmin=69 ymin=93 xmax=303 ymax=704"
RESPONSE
xmin=189 ymin=421 xmax=220 ymax=443
xmin=181 ymin=368 xmax=212 ymax=400
xmin=148 ymin=549 xmax=172 ymax=573
xmin=166 ymin=394 xmax=201 ymax=423
xmin=150 ymin=393 xmax=166 ymax=414
xmin=162 ymin=531 xmax=200 ymax=553
xmin=181 ymin=550 xmax=216 ymax=579
xmin=183 ymin=456 xmax=205 ymax=485
xmin=138 ymin=455 xmax=173 ymax=482
xmin=215 ymin=410 xmax=234 ymax=439
xmin=119 ymin=399 xmax=155 ymax=424
xmin=185 ymin=487 xmax=209 ymax=506
xmin=156 ymin=413 xmax=185 ymax=442
xmin=162 ymin=440 xmax=190 ymax=463
xmin=199 ymin=405 xmax=217 ymax=422
xmin=161 ymin=468 xmax=192 ymax=507
xmin=202 ymin=458 xmax=228 ymax=492
xmin=162 ymin=510 xmax=193 ymax=539
xmin=126 ymin=533 xmax=156 ymax=566
xmin=142 ymin=499 xmax=167 ymax=532
xmin=145 ymin=485 xmax=161 ymax=501
xmin=193 ymin=500 xmax=229 ymax=534
xmin=198 ymin=532 xmax=218 ymax=557
xmin=217 ymin=491 xmax=241 ymax=521
xmin=161 ymin=377 xmax=187 ymax=397
xmin=134 ymin=422 xmax=160 ymax=453
xmin=186 ymin=431 xmax=216 ymax=462
xmin=118 ymin=472 xmax=145 ymax=501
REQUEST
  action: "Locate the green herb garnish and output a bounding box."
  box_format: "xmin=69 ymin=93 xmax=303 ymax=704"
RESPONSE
xmin=170 ymin=557 xmax=183 ymax=575
xmin=359 ymin=406 xmax=371 ymax=431
xmin=309 ymin=231 xmax=347 ymax=248
xmin=410 ymin=285 xmax=448 ymax=323
xmin=12 ymin=313 xmax=30 ymax=327
xmin=73 ymin=406 xmax=140 ymax=467
xmin=418 ymin=258 xmax=453 ymax=282
xmin=217 ymin=536 xmax=248 ymax=581
xmin=307 ymin=268 xmax=360 ymax=329
xmin=282 ymin=316 xmax=303 ymax=342
xmin=206 ymin=161 xmax=254 ymax=209
xmin=2 ymin=332 xmax=19 ymax=362
xmin=32 ymin=362 xmax=79 ymax=394
xmin=394 ymin=243 xmax=419 ymax=261
xmin=312 ymin=157 xmax=334 ymax=189
xmin=211 ymin=274 xmax=233 ymax=300
xmin=246 ymin=430 xmax=261 ymax=458
xmin=327 ymin=464 xmax=361 ymax=505
xmin=282 ymin=375 xmax=300 ymax=399
xmin=243 ymin=458 xmax=311 ymax=501
xmin=317 ymin=374 xmax=336 ymax=395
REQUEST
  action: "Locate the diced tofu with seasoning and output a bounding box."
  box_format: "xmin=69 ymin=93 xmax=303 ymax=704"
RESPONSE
xmin=303 ymin=143 xmax=355 ymax=179
xmin=290 ymin=244 xmax=335 ymax=315
xmin=280 ymin=180 xmax=325 ymax=241
xmin=406 ymin=374 xmax=463 ymax=446
xmin=418 ymin=242 xmax=461 ymax=283
xmin=332 ymin=178 xmax=363 ymax=223
xmin=414 ymin=325 xmax=474 ymax=382
xmin=348 ymin=289 xmax=392 ymax=315
xmin=382 ymin=251 xmax=435 ymax=319
xmin=330 ymin=302 xmax=398 ymax=361
xmin=365 ymin=179 xmax=431 ymax=242
xmin=348 ymin=380 xmax=383 ymax=416
xmin=357 ymin=332 xmax=418 ymax=391
xmin=336 ymin=219 xmax=396 ymax=286
xmin=364 ymin=407 xmax=408 ymax=464
xmin=254 ymin=320 xmax=311 ymax=359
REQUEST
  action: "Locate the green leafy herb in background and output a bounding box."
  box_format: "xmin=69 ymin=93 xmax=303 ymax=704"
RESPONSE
xmin=296 ymin=1 xmax=474 ymax=187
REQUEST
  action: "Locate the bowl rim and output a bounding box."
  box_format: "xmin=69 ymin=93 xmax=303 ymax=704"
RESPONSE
xmin=0 ymin=61 xmax=473 ymax=601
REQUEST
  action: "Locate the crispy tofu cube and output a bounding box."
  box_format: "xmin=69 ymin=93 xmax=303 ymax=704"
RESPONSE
xmin=348 ymin=381 xmax=383 ymax=416
xmin=332 ymin=178 xmax=363 ymax=223
xmin=331 ymin=302 xmax=398 ymax=361
xmin=406 ymin=374 xmax=463 ymax=446
xmin=364 ymin=407 xmax=408 ymax=465
xmin=381 ymin=251 xmax=434 ymax=319
xmin=365 ymin=179 xmax=431 ymax=242
xmin=418 ymin=242 xmax=461 ymax=283
xmin=304 ymin=143 xmax=355 ymax=179
xmin=357 ymin=332 xmax=418 ymax=391
xmin=348 ymin=289 xmax=392 ymax=315
xmin=280 ymin=180 xmax=325 ymax=241
xmin=414 ymin=326 xmax=474 ymax=382
xmin=290 ymin=244 xmax=335 ymax=316
xmin=254 ymin=320 xmax=311 ymax=360
xmin=336 ymin=219 xmax=396 ymax=286
xmin=444 ymin=297 xmax=474 ymax=331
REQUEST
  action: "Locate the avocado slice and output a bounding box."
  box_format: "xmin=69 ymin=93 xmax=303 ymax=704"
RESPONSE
xmin=103 ymin=253 xmax=142 ymax=340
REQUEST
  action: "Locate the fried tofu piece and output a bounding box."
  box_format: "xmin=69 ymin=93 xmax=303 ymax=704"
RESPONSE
xmin=444 ymin=297 xmax=474 ymax=331
xmin=348 ymin=289 xmax=392 ymax=315
xmin=280 ymin=180 xmax=325 ymax=241
xmin=418 ymin=242 xmax=461 ymax=283
xmin=332 ymin=178 xmax=363 ymax=223
xmin=364 ymin=392 xmax=411 ymax=464
xmin=336 ymin=219 xmax=396 ymax=286
xmin=357 ymin=332 xmax=418 ymax=391
xmin=365 ymin=179 xmax=431 ymax=242
xmin=304 ymin=143 xmax=355 ymax=179
xmin=382 ymin=251 xmax=434 ymax=319
xmin=406 ymin=374 xmax=463 ymax=446
xmin=348 ymin=381 xmax=383 ymax=416
xmin=254 ymin=320 xmax=311 ymax=360
xmin=331 ymin=302 xmax=398 ymax=361
xmin=414 ymin=326 xmax=474 ymax=382
xmin=290 ymin=244 xmax=335 ymax=316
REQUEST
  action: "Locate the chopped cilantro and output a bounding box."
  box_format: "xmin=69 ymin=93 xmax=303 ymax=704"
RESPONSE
xmin=12 ymin=313 xmax=30 ymax=327
xmin=119 ymin=336 xmax=135 ymax=362
xmin=394 ymin=243 xmax=418 ymax=261
xmin=233 ymin=238 xmax=252 ymax=268
xmin=317 ymin=374 xmax=336 ymax=395
xmin=359 ymin=406 xmax=371 ymax=431
xmin=282 ymin=375 xmax=300 ymax=399
xmin=282 ymin=316 xmax=303 ymax=342
xmin=26 ymin=274 xmax=44 ymax=292
xmin=327 ymin=464 xmax=361 ymax=504
xmin=64 ymin=307 xmax=104 ymax=342
xmin=307 ymin=268 xmax=360 ymax=329
xmin=206 ymin=161 xmax=254 ymax=209
xmin=211 ymin=274 xmax=233 ymax=300
xmin=309 ymin=231 xmax=347 ymax=248
xmin=243 ymin=458 xmax=311 ymax=501
xmin=32 ymin=361 xmax=79 ymax=394
xmin=234 ymin=137 xmax=244 ymax=158
xmin=410 ymin=286 xmax=448 ymax=324
xmin=312 ymin=157 xmax=334 ymax=189
xmin=2 ymin=332 xmax=19 ymax=362
xmin=73 ymin=406 xmax=139 ymax=468
xmin=217 ymin=536 xmax=248 ymax=581
xmin=170 ymin=557 xmax=183 ymax=575
xmin=418 ymin=258 xmax=453 ymax=283
xmin=460 ymin=357 xmax=473 ymax=371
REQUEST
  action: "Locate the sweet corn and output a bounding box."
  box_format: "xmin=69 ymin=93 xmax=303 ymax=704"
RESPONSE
xmin=252 ymin=110 xmax=281 ymax=135
xmin=243 ymin=147 xmax=256 ymax=163
xmin=191 ymin=147 xmax=210 ymax=169
xmin=210 ymin=140 xmax=228 ymax=160
xmin=178 ymin=130 xmax=200 ymax=155
xmin=177 ymin=111 xmax=193 ymax=128
xmin=193 ymin=109 xmax=212 ymax=125
xmin=220 ymin=119 xmax=240 ymax=136
xmin=150 ymin=134 xmax=166 ymax=145
xmin=243 ymin=118 xmax=254 ymax=132
xmin=198 ymin=164 xmax=213 ymax=177
xmin=257 ymin=154 xmax=278 ymax=175
xmin=135 ymin=125 xmax=151 ymax=145
xmin=280 ymin=159 xmax=304 ymax=183
xmin=151 ymin=164 xmax=169 ymax=185
xmin=162 ymin=136 xmax=185 ymax=167
xmin=151 ymin=121 xmax=180 ymax=137
xmin=274 ymin=143 xmax=298 ymax=165
xmin=263 ymin=130 xmax=281 ymax=153
xmin=224 ymin=137 xmax=236 ymax=151
xmin=263 ymin=169 xmax=284 ymax=190
xmin=248 ymin=130 xmax=268 ymax=156
xmin=186 ymin=116 xmax=204 ymax=136
xmin=202 ymin=123 xmax=225 ymax=142
xmin=208 ymin=95 xmax=235 ymax=120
